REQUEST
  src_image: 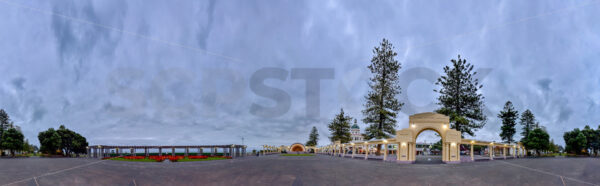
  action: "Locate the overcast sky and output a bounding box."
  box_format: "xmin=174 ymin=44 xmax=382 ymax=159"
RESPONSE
xmin=1 ymin=0 xmax=599 ymax=150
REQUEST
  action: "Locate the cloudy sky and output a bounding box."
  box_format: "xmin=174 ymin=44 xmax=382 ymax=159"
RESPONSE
xmin=1 ymin=0 xmax=599 ymax=150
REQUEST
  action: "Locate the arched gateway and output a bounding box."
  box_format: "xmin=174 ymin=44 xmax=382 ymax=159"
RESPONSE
xmin=396 ymin=112 xmax=461 ymax=163
xmin=289 ymin=143 xmax=306 ymax=152
xmin=296 ymin=112 xmax=527 ymax=164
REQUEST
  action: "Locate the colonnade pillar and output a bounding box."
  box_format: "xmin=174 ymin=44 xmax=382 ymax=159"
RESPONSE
xmin=396 ymin=143 xmax=401 ymax=161
xmin=470 ymin=144 xmax=474 ymax=161
xmin=364 ymin=144 xmax=369 ymax=160
xmin=503 ymin=147 xmax=506 ymax=159
xmin=352 ymin=145 xmax=356 ymax=158
xmin=383 ymin=144 xmax=388 ymax=161
xmin=489 ymin=145 xmax=494 ymax=160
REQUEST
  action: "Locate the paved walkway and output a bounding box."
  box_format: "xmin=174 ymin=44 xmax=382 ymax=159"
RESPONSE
xmin=1 ymin=156 xmax=598 ymax=185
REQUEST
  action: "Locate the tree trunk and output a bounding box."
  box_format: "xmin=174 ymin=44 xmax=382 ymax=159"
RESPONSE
xmin=375 ymin=144 xmax=382 ymax=156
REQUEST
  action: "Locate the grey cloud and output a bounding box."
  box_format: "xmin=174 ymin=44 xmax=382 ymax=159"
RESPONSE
xmin=195 ymin=0 xmax=216 ymax=49
xmin=11 ymin=77 xmax=26 ymax=90
xmin=537 ymin=78 xmax=552 ymax=92
xmin=51 ymin=0 xmax=126 ymax=82
xmin=31 ymin=108 xmax=46 ymax=122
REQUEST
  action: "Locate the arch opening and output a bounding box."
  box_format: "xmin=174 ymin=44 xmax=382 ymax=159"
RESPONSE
xmin=291 ymin=146 xmax=303 ymax=152
xmin=289 ymin=143 xmax=306 ymax=152
xmin=414 ymin=129 xmax=443 ymax=164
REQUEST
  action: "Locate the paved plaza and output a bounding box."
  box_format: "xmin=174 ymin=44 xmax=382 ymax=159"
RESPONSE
xmin=1 ymin=155 xmax=599 ymax=186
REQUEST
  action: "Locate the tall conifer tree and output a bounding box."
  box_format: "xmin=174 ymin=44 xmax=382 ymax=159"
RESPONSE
xmin=498 ymin=101 xmax=518 ymax=144
xmin=435 ymin=55 xmax=487 ymax=137
xmin=306 ymin=126 xmax=319 ymax=146
xmin=328 ymin=108 xmax=352 ymax=143
xmin=520 ymin=109 xmax=536 ymax=141
xmin=362 ymin=39 xmax=403 ymax=155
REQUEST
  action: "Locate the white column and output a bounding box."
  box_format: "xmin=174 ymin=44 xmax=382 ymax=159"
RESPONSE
xmin=352 ymin=145 xmax=356 ymax=158
xmin=383 ymin=144 xmax=388 ymax=161
xmin=364 ymin=144 xmax=369 ymax=160
xmin=470 ymin=144 xmax=474 ymax=161
xmin=489 ymin=146 xmax=494 ymax=160
xmin=503 ymin=147 xmax=506 ymax=159
xmin=397 ymin=144 xmax=401 ymax=161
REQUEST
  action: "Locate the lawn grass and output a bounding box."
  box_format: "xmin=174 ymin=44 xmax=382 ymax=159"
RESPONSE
xmin=280 ymin=154 xmax=314 ymax=157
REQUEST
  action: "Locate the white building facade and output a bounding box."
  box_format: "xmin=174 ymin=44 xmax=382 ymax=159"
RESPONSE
xmin=350 ymin=122 xmax=363 ymax=142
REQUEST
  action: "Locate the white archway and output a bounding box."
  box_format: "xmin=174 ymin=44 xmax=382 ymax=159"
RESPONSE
xmin=396 ymin=112 xmax=462 ymax=163
xmin=289 ymin=143 xmax=306 ymax=152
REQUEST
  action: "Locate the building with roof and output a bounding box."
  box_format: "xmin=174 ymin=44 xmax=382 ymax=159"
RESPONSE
xmin=350 ymin=120 xmax=364 ymax=142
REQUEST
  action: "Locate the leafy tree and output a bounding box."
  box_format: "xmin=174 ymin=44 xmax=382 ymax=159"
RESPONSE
xmin=39 ymin=126 xmax=88 ymax=156
xmin=435 ymin=55 xmax=486 ymax=137
xmin=520 ymin=109 xmax=536 ymax=142
xmin=573 ymin=133 xmax=588 ymax=155
xmin=595 ymin=126 xmax=600 ymax=156
xmin=56 ymin=125 xmax=88 ymax=156
xmin=498 ymin=101 xmax=518 ymax=144
xmin=306 ymin=126 xmax=319 ymax=146
xmin=362 ymin=39 xmax=403 ymax=155
xmin=38 ymin=128 xmax=62 ymax=155
xmin=581 ymin=125 xmax=599 ymax=156
xmin=431 ymin=139 xmax=442 ymax=151
xmin=548 ymin=139 xmax=562 ymax=153
xmin=563 ymin=128 xmax=587 ymax=155
xmin=328 ymin=108 xmax=352 ymax=144
xmin=71 ymin=132 xmax=88 ymax=155
xmin=1 ymin=128 xmax=24 ymax=157
xmin=523 ymin=128 xmax=550 ymax=156
xmin=57 ymin=125 xmax=74 ymax=155
xmin=23 ymin=139 xmax=33 ymax=153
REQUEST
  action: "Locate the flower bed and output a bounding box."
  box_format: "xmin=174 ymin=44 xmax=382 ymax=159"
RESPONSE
xmin=105 ymin=155 xmax=232 ymax=162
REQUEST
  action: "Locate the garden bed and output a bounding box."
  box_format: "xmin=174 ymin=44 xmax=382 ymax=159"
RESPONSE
xmin=105 ymin=155 xmax=231 ymax=162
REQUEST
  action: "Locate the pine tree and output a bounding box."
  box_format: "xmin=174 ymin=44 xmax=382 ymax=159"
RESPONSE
xmin=328 ymin=108 xmax=352 ymax=143
xmin=498 ymin=101 xmax=518 ymax=144
xmin=306 ymin=126 xmax=319 ymax=146
xmin=435 ymin=55 xmax=486 ymax=137
xmin=0 ymin=109 xmax=11 ymax=152
xmin=0 ymin=109 xmax=10 ymax=144
xmin=362 ymin=39 xmax=403 ymax=155
xmin=520 ymin=109 xmax=536 ymax=141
